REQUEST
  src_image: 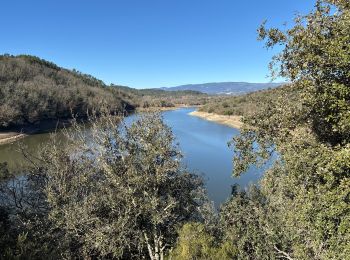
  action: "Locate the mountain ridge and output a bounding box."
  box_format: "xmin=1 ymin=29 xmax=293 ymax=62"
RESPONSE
xmin=161 ymin=81 xmax=284 ymax=95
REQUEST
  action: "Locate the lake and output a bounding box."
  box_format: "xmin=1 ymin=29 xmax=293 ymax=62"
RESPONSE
xmin=0 ymin=107 xmax=264 ymax=206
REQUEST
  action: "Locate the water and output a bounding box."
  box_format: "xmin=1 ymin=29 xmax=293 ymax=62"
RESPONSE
xmin=0 ymin=108 xmax=264 ymax=206
xmin=163 ymin=108 xmax=263 ymax=206
xmin=0 ymin=131 xmax=65 ymax=171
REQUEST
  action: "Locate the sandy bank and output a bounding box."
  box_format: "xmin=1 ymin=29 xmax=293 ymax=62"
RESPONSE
xmin=0 ymin=132 xmax=28 ymax=145
xmin=189 ymin=111 xmax=243 ymax=129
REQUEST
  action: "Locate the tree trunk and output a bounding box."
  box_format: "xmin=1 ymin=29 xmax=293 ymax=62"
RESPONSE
xmin=145 ymin=231 xmax=165 ymax=260
xmin=154 ymin=234 xmax=160 ymax=260
xmin=159 ymin=240 xmax=164 ymax=260
xmin=144 ymin=232 xmax=155 ymax=260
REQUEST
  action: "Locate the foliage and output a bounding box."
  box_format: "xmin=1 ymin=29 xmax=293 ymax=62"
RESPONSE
xmin=0 ymin=113 xmax=210 ymax=259
xmin=198 ymin=85 xmax=295 ymax=119
xmin=170 ymin=1 xmax=350 ymax=259
xmin=218 ymin=185 xmax=276 ymax=260
xmin=258 ymin=0 xmax=350 ymax=145
xmin=0 ymin=55 xmax=208 ymax=129
xmin=1 ymin=0 xmax=350 ymax=258
xmin=134 ymin=88 xmax=208 ymax=109
xmin=226 ymin=1 xmax=350 ymax=259
xmin=167 ymin=222 xmax=236 ymax=260
xmin=0 ymin=55 xmax=137 ymax=128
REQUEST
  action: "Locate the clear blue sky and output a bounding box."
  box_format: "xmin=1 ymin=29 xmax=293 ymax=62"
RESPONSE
xmin=1 ymin=0 xmax=314 ymax=88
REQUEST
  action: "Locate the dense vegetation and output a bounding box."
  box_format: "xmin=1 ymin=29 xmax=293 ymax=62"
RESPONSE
xmin=174 ymin=1 xmax=350 ymax=259
xmin=198 ymin=84 xmax=298 ymax=117
xmin=0 ymin=0 xmax=349 ymax=259
xmin=0 ymin=55 xmax=207 ymax=130
xmin=0 ymin=114 xmax=212 ymax=259
xmin=0 ymin=55 xmax=137 ymax=129
xmin=116 ymin=85 xmax=208 ymax=109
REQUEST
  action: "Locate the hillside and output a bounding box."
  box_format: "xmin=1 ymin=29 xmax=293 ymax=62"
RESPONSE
xmin=198 ymin=84 xmax=297 ymax=117
xmin=115 ymin=85 xmax=208 ymax=108
xmin=0 ymin=55 xmax=139 ymax=129
xmin=162 ymin=82 xmax=283 ymax=95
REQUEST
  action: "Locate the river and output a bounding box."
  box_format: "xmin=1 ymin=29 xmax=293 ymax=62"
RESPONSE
xmin=0 ymin=107 xmax=264 ymax=206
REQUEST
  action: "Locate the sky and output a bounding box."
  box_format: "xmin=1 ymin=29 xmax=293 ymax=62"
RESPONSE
xmin=1 ymin=0 xmax=315 ymax=89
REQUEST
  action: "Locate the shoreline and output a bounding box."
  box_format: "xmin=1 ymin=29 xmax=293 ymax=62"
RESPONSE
xmin=0 ymin=119 xmax=74 ymax=146
xmin=1 ymin=107 xmax=223 ymax=145
xmin=0 ymin=106 xmax=194 ymax=145
xmin=136 ymin=106 xmax=180 ymax=112
xmin=0 ymin=132 xmax=28 ymax=145
xmin=189 ymin=110 xmax=243 ymax=129
xmin=136 ymin=104 xmax=197 ymax=112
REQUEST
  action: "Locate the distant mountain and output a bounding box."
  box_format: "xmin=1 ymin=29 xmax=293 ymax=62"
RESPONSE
xmin=161 ymin=82 xmax=284 ymax=95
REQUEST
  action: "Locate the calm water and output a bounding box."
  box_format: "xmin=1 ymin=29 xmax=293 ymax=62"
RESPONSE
xmin=163 ymin=108 xmax=263 ymax=206
xmin=0 ymin=107 xmax=264 ymax=206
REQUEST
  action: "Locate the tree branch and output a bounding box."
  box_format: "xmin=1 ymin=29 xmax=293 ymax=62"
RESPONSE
xmin=274 ymin=246 xmax=294 ymax=260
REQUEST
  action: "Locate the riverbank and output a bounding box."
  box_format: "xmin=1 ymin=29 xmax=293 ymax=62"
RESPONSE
xmin=0 ymin=106 xmax=190 ymax=145
xmin=136 ymin=104 xmax=197 ymax=112
xmin=136 ymin=106 xmax=179 ymax=112
xmin=0 ymin=132 xmax=28 ymax=145
xmin=189 ymin=110 xmax=243 ymax=129
xmin=0 ymin=119 xmax=74 ymax=145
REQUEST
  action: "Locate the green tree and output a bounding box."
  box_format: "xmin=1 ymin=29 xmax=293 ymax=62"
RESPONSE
xmin=5 ymin=113 xmax=210 ymax=259
xmin=258 ymin=0 xmax=350 ymax=145
xmin=168 ymin=222 xmax=236 ymax=260
xmin=226 ymin=1 xmax=350 ymax=259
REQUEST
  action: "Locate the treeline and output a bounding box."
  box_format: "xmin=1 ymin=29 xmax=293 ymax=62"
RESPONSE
xmin=116 ymin=85 xmax=209 ymax=109
xmin=0 ymin=55 xmax=137 ymax=129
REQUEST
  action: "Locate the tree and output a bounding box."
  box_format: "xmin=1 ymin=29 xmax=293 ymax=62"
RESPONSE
xmin=167 ymin=222 xmax=236 ymax=260
xmin=226 ymin=1 xmax=350 ymax=259
xmin=9 ymin=113 xmax=210 ymax=259
xmin=258 ymin=0 xmax=350 ymax=145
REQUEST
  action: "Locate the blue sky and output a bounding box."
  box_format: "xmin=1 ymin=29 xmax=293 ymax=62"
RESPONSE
xmin=1 ymin=0 xmax=314 ymax=88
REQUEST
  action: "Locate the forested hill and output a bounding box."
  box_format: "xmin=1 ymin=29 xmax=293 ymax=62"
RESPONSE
xmin=198 ymin=84 xmax=297 ymax=117
xmin=0 ymin=55 xmax=137 ymax=129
